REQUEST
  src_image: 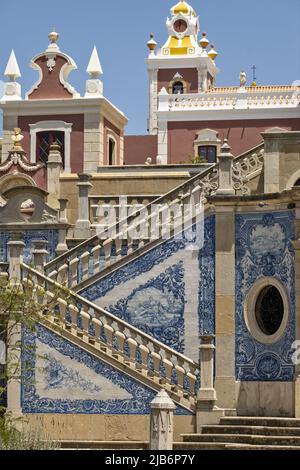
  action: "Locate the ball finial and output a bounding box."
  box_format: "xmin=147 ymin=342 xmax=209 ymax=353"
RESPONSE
xmin=48 ymin=30 xmax=59 ymax=44
xmin=147 ymin=33 xmax=157 ymax=52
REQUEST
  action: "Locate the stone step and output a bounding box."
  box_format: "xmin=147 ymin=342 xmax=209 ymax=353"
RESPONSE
xmin=60 ymin=440 xmax=148 ymax=450
xmin=175 ymin=442 xmax=300 ymax=451
xmin=181 ymin=434 xmax=300 ymax=446
xmin=220 ymin=417 xmax=300 ymax=428
xmin=200 ymin=425 xmax=300 ymax=436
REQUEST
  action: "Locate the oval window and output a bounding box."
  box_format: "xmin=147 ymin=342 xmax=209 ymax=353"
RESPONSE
xmin=255 ymin=286 xmax=284 ymax=336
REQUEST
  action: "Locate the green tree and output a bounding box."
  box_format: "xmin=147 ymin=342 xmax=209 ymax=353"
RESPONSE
xmin=0 ymin=274 xmax=67 ymax=450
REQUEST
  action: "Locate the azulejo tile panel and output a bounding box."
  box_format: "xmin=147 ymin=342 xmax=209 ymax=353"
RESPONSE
xmin=81 ymin=216 xmax=215 ymax=356
xmin=235 ymin=211 xmax=295 ymax=381
xmin=0 ymin=230 xmax=59 ymax=263
xmin=21 ymin=325 xmax=191 ymax=415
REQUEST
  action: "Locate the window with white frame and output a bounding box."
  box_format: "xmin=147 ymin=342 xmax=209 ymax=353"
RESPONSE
xmin=29 ymin=121 xmax=72 ymax=173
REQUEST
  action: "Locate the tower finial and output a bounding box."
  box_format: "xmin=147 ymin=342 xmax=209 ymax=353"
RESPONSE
xmin=4 ymin=50 xmax=21 ymax=81
xmin=47 ymin=29 xmax=60 ymax=52
xmin=147 ymin=33 xmax=157 ymax=54
xmin=86 ymin=46 xmax=103 ymax=78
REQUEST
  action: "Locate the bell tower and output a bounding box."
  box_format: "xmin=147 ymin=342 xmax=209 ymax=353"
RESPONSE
xmin=146 ymin=1 xmax=219 ymax=135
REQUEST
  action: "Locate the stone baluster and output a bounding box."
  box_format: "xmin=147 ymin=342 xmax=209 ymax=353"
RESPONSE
xmin=127 ymin=334 xmax=138 ymax=367
xmin=139 ymin=338 xmax=150 ymax=375
xmin=69 ymin=304 xmax=79 ymax=335
xmin=216 ymin=140 xmax=235 ymax=195
xmin=103 ymin=239 xmax=112 ymax=267
xmin=103 ymin=320 xmax=114 ymax=355
xmin=151 ymin=345 xmax=162 ymax=380
xmin=91 ymin=244 xmax=101 ymax=275
xmin=197 ymin=335 xmax=224 ymax=430
xmin=58 ymin=298 xmax=68 ymax=322
xmin=150 ymin=390 xmax=176 ymax=451
xmin=115 ymin=325 xmax=126 ymax=360
xmin=80 ymin=309 xmax=91 ymax=343
xmin=69 ymin=257 xmax=79 ymax=287
xmin=57 ymin=263 xmax=68 ymax=285
xmin=80 ymin=251 xmax=90 ymax=281
xmin=163 ymin=353 xmax=174 ymax=387
xmin=32 ymin=240 xmax=48 ymax=273
xmin=74 ymin=174 xmax=93 ymax=239
xmin=175 ymin=358 xmax=186 ymax=392
xmin=47 ymin=142 xmax=63 ymax=209
xmin=92 ymin=317 xmax=103 ymax=347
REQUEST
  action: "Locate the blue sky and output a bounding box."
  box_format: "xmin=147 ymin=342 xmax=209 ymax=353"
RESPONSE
xmin=0 ymin=0 xmax=299 ymax=135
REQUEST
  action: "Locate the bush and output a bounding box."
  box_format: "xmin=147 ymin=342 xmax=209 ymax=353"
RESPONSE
xmin=0 ymin=416 xmax=60 ymax=450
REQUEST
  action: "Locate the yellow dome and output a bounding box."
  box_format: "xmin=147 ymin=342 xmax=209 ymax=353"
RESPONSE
xmin=172 ymin=1 xmax=195 ymax=16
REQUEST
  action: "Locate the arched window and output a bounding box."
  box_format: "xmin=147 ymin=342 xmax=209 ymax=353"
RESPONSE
xmin=36 ymin=131 xmax=65 ymax=167
xmin=198 ymin=145 xmax=217 ymax=163
xmin=172 ymin=81 xmax=184 ymax=94
xmin=294 ymin=178 xmax=300 ymax=187
xmin=108 ymin=138 xmax=116 ymax=166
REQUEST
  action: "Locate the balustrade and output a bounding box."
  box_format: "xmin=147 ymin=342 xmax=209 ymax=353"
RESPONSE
xmin=21 ymin=264 xmax=199 ymax=411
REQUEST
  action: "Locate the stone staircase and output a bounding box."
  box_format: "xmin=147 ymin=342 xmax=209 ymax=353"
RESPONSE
xmin=44 ymin=144 xmax=264 ymax=293
xmin=178 ymin=417 xmax=300 ymax=450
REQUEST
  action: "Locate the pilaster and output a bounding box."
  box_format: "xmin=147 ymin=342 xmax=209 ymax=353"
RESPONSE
xmin=214 ymin=203 xmax=237 ymax=413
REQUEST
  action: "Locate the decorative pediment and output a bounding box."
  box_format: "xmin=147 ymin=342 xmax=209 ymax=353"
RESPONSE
xmin=0 ymin=186 xmax=59 ymax=224
xmin=26 ymin=31 xmax=79 ymax=100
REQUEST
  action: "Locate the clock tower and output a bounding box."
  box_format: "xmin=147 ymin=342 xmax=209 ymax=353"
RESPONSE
xmin=146 ymin=1 xmax=219 ymax=135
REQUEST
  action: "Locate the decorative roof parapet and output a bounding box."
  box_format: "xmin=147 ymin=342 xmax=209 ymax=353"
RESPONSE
xmin=26 ymin=30 xmax=80 ymax=100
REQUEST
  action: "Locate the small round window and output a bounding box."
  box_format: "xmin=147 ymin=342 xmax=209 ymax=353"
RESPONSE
xmin=255 ymin=286 xmax=284 ymax=336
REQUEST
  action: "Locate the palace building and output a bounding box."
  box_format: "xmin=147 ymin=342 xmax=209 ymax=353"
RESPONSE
xmin=0 ymin=1 xmax=300 ymax=449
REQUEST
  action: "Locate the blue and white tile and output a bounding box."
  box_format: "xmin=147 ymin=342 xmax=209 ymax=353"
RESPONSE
xmin=235 ymin=211 xmax=295 ymax=381
xmin=81 ymin=216 xmax=215 ymax=361
xmin=21 ymin=325 xmax=191 ymax=415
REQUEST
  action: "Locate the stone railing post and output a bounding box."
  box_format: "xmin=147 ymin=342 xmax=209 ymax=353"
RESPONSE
xmin=47 ymin=142 xmax=63 ymax=209
xmin=197 ymin=335 xmax=224 ymax=430
xmin=58 ymin=198 xmax=68 ymax=224
xmin=7 ymin=235 xmax=25 ymax=285
xmin=74 ymin=174 xmax=93 ymax=239
xmin=6 ymin=234 xmax=24 ymax=428
xmin=150 ymin=390 xmax=175 ymax=450
xmin=216 ymin=140 xmax=235 ymax=195
xmin=56 ymin=198 xmax=69 ymax=255
xmin=32 ymin=240 xmax=48 ymax=273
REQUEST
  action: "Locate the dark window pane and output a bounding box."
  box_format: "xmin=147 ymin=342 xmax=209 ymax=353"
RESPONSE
xmin=172 ymin=81 xmax=184 ymax=94
xmin=207 ymin=146 xmax=217 ymax=163
xmin=36 ymin=131 xmax=65 ymax=167
xmin=295 ymin=178 xmax=300 ymax=187
xmin=255 ymin=286 xmax=284 ymax=336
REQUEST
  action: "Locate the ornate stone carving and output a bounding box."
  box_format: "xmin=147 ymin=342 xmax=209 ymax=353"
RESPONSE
xmin=232 ymin=148 xmax=264 ymax=195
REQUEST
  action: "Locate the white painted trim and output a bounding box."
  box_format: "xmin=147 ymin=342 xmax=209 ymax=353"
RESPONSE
xmin=26 ymin=51 xmax=79 ymax=99
xmin=157 ymin=107 xmax=300 ymax=122
xmin=244 ymin=277 xmax=289 ymax=345
xmin=29 ymin=120 xmax=73 ymax=173
xmin=146 ymin=56 xmax=219 ymax=78
xmin=106 ymin=131 xmax=118 ymax=165
xmin=286 ymin=170 xmax=300 ymax=189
